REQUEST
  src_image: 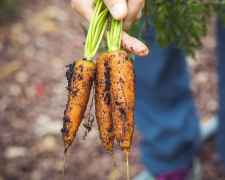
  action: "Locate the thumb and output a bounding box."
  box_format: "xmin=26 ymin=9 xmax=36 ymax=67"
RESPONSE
xmin=104 ymin=0 xmax=128 ymax=20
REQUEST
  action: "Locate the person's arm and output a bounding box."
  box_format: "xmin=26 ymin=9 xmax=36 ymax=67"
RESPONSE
xmin=71 ymin=0 xmax=149 ymax=57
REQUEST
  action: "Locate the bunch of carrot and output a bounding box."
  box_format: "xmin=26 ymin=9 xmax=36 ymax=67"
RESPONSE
xmin=61 ymin=1 xmax=135 ymax=180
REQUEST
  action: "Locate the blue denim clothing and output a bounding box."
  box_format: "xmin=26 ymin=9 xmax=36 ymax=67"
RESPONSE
xmin=133 ymin=22 xmax=200 ymax=175
xmin=133 ymin=17 xmax=225 ymax=174
xmin=216 ymin=18 xmax=225 ymax=167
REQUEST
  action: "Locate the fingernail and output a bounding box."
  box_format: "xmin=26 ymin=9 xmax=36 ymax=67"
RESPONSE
xmin=138 ymin=48 xmax=149 ymax=56
xmin=145 ymin=48 xmax=149 ymax=55
xmin=111 ymin=2 xmax=126 ymax=20
xmin=137 ymin=47 xmax=146 ymax=53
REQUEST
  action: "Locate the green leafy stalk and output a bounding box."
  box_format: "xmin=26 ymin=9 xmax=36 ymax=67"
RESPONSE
xmin=92 ymin=0 xmax=98 ymax=8
xmin=91 ymin=9 xmax=108 ymax=52
xmin=107 ymin=15 xmax=123 ymax=52
xmin=84 ymin=0 xmax=108 ymax=61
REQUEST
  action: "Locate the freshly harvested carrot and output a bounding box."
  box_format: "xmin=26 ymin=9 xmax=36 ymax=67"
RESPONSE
xmin=61 ymin=60 xmax=96 ymax=180
xmin=61 ymin=1 xmax=109 ymax=179
xmin=95 ymin=52 xmax=115 ymax=152
xmin=107 ymin=16 xmax=135 ymax=180
xmin=95 ymin=52 xmax=119 ymax=178
xmin=61 ymin=0 xmax=108 ymax=151
xmin=62 ymin=60 xmax=96 ymax=151
xmin=108 ymin=49 xmax=135 ymax=159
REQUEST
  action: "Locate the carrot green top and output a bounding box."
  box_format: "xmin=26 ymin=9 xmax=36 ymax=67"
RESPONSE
xmin=107 ymin=15 xmax=123 ymax=52
xmin=83 ymin=0 xmax=124 ymax=60
xmin=84 ymin=0 xmax=109 ymax=61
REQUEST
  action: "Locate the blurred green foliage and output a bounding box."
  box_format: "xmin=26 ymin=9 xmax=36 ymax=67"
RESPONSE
xmin=128 ymin=0 xmax=225 ymax=59
xmin=0 ymin=0 xmax=20 ymax=21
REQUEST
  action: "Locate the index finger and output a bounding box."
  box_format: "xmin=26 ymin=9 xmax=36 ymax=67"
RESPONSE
xmin=121 ymin=31 xmax=149 ymax=57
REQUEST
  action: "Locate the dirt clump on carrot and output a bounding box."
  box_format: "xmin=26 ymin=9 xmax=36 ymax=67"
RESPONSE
xmin=65 ymin=62 xmax=76 ymax=90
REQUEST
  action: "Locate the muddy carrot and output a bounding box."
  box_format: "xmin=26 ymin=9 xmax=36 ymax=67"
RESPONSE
xmin=62 ymin=60 xmax=96 ymax=151
xmin=95 ymin=53 xmax=115 ymax=152
xmin=61 ymin=0 xmax=108 ymax=179
xmin=108 ymin=50 xmax=135 ymax=180
xmin=95 ymin=52 xmax=118 ymax=179
xmin=107 ymin=16 xmax=135 ymax=180
xmin=61 ymin=59 xmax=96 ymax=180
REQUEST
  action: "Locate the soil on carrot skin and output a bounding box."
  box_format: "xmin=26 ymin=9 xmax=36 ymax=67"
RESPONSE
xmin=65 ymin=62 xmax=76 ymax=91
xmin=103 ymin=93 xmax=110 ymax=105
xmin=100 ymin=61 xmax=111 ymax=106
xmin=104 ymin=62 xmax=111 ymax=91
xmin=119 ymin=108 xmax=126 ymax=115
xmin=63 ymin=61 xmax=77 ymax=136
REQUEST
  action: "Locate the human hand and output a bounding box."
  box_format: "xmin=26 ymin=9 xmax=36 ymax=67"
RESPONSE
xmin=71 ymin=0 xmax=149 ymax=57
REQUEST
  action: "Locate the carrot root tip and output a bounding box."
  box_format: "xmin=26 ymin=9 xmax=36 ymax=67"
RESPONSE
xmin=62 ymin=151 xmax=67 ymax=180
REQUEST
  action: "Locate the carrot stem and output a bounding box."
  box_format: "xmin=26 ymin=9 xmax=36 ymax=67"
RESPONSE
xmin=89 ymin=9 xmax=108 ymax=59
xmin=84 ymin=0 xmax=109 ymax=61
xmin=84 ymin=0 xmax=101 ymax=57
xmin=107 ymin=15 xmax=123 ymax=52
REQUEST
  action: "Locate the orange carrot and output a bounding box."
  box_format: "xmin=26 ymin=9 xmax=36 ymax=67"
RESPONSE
xmin=106 ymin=13 xmax=135 ymax=180
xmin=95 ymin=52 xmax=118 ymax=178
xmin=61 ymin=0 xmax=108 ymax=153
xmin=108 ymin=50 xmax=135 ymax=180
xmin=62 ymin=60 xmax=96 ymax=152
xmin=95 ymin=52 xmax=115 ymax=152
xmin=61 ymin=60 xmax=96 ymax=180
xmin=61 ymin=1 xmax=109 ymax=179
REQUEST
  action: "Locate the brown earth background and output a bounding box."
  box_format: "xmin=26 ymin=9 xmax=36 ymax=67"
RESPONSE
xmin=0 ymin=0 xmax=225 ymax=180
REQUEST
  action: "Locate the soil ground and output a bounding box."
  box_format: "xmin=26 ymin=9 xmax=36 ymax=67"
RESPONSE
xmin=0 ymin=0 xmax=224 ymax=180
